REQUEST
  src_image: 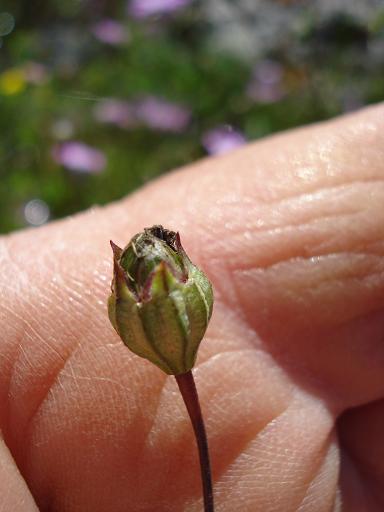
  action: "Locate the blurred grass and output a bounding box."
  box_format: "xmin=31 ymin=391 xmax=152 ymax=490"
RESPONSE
xmin=1 ymin=1 xmax=384 ymax=233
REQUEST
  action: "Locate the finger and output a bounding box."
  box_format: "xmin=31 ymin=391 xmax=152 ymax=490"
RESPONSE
xmin=1 ymin=104 xmax=384 ymax=511
xmin=112 ymin=102 xmax=384 ymax=410
xmin=212 ymin=391 xmax=338 ymax=512
xmin=186 ymin=103 xmax=384 ymax=409
xmin=0 ymin=435 xmax=39 ymax=512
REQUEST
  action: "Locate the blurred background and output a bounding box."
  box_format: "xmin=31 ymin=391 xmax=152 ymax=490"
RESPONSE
xmin=0 ymin=0 xmax=383 ymax=233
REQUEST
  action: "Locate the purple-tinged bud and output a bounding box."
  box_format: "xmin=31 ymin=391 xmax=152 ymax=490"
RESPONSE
xmin=108 ymin=226 xmax=213 ymax=375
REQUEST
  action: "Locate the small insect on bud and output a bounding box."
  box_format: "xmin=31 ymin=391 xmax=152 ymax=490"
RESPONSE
xmin=108 ymin=225 xmax=213 ymax=375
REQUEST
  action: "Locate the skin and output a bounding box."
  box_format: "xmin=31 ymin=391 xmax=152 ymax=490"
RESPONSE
xmin=1 ymin=104 xmax=384 ymax=512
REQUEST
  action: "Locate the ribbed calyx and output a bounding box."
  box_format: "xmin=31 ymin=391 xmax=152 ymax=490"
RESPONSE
xmin=108 ymin=225 xmax=213 ymax=375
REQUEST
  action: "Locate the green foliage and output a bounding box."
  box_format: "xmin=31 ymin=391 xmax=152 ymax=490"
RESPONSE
xmin=1 ymin=1 xmax=383 ymax=233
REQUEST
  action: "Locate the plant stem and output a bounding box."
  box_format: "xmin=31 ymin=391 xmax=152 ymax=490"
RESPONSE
xmin=175 ymin=370 xmax=214 ymax=512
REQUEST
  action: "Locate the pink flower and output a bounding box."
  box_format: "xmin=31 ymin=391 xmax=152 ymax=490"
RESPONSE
xmin=247 ymin=59 xmax=286 ymax=104
xmin=253 ymin=60 xmax=283 ymax=85
xmin=128 ymin=0 xmax=191 ymax=19
xmin=91 ymin=19 xmax=129 ymax=45
xmin=52 ymin=142 xmax=106 ymax=173
xmin=202 ymin=126 xmax=246 ymax=155
xmin=93 ymin=99 xmax=136 ymax=128
xmin=135 ymin=96 xmax=191 ymax=132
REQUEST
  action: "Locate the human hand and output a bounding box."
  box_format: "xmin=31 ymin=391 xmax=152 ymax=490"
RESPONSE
xmin=1 ymin=104 xmax=384 ymax=511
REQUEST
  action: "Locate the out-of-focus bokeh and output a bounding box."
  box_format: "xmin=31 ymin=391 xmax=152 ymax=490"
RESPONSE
xmin=1 ymin=0 xmax=383 ymax=233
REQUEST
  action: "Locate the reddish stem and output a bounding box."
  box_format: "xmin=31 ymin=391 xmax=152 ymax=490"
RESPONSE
xmin=175 ymin=370 xmax=214 ymax=512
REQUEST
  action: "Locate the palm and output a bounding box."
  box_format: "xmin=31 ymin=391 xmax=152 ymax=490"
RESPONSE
xmin=1 ymin=105 xmax=384 ymax=511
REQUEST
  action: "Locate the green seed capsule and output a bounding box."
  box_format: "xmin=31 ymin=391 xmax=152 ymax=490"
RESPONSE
xmin=108 ymin=225 xmax=213 ymax=375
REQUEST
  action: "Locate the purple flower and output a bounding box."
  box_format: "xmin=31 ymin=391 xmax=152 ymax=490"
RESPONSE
xmin=202 ymin=126 xmax=246 ymax=156
xmin=128 ymin=0 xmax=191 ymax=19
xmin=91 ymin=19 xmax=129 ymax=45
xmin=93 ymin=96 xmax=191 ymax=132
xmin=93 ymin=99 xmax=136 ymax=128
xmin=247 ymin=59 xmax=286 ymax=104
xmin=135 ymin=96 xmax=191 ymax=132
xmin=52 ymin=142 xmax=106 ymax=174
xmin=253 ymin=59 xmax=283 ymax=85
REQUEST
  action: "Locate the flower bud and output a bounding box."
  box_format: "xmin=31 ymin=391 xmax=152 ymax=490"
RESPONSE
xmin=108 ymin=225 xmax=213 ymax=375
